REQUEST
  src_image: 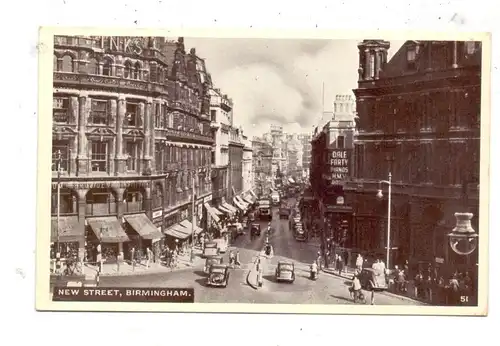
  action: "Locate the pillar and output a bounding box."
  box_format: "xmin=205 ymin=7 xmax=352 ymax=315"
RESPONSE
xmin=77 ymin=189 xmax=88 ymax=263
xmin=364 ymin=49 xmax=371 ymax=79
xmin=115 ymin=96 xmax=126 ymax=174
xmin=427 ymin=42 xmax=432 ymax=70
xmin=144 ymin=186 xmax=152 ymax=219
xmin=77 ymin=93 xmax=88 ymax=175
xmin=374 ymin=49 xmax=381 ymax=79
xmin=144 ymin=98 xmax=153 ymax=170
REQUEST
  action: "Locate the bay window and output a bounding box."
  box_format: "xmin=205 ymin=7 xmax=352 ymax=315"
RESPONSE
xmin=90 ymin=99 xmax=109 ymax=125
xmin=53 ymin=97 xmax=69 ymax=123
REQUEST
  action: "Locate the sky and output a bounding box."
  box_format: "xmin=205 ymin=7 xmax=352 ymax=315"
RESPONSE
xmin=183 ymin=38 xmax=405 ymax=138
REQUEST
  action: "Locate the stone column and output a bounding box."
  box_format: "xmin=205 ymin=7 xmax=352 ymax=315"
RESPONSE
xmin=77 ymin=92 xmax=88 ymax=175
xmin=144 ymin=186 xmax=152 ymax=219
xmin=144 ymin=98 xmax=153 ymax=171
xmin=115 ymin=187 xmax=125 ymax=219
xmin=364 ymin=49 xmax=371 ymax=79
xmin=77 ymin=189 xmax=88 ymax=263
xmin=149 ymin=101 xmax=155 ymax=172
xmin=374 ymin=49 xmax=381 ymax=79
xmin=115 ymin=96 xmax=126 ymax=175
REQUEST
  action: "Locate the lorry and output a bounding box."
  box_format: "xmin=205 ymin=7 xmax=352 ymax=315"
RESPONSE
xmin=257 ymin=199 xmax=272 ymax=220
xmin=270 ymin=191 xmax=280 ymax=206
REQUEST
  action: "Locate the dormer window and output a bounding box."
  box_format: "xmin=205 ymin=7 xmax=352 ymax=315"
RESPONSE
xmin=407 ymin=46 xmax=417 ymax=69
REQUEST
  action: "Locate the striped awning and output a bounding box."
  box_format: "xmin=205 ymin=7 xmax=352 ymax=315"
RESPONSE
xmin=164 ymin=223 xmax=192 ymax=240
xmin=51 ymin=216 xmax=81 ymax=243
xmin=218 ymin=205 xmax=234 ymax=215
xmin=204 ymin=203 xmax=220 ymax=223
xmin=235 ymin=196 xmax=249 ymax=208
xmin=180 ymin=219 xmax=203 ymax=235
xmin=233 ymin=197 xmax=247 ymax=211
xmin=222 ymin=202 xmax=237 ymax=213
xmin=87 ymin=217 xmax=129 ymax=243
xmin=123 ymin=214 xmax=164 ymax=241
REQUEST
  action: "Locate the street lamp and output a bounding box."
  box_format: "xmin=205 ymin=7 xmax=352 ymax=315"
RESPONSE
xmin=376 ymin=172 xmax=392 ymax=269
xmin=448 ymin=179 xmax=478 ymax=256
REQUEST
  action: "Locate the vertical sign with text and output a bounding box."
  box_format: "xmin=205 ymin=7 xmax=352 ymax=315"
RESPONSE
xmin=329 ymin=149 xmax=351 ymax=184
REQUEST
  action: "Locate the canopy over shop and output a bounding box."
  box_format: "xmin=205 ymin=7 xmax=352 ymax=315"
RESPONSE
xmin=51 ymin=216 xmax=81 ymax=258
xmin=123 ymin=213 xmax=164 ymax=258
xmin=163 ymin=223 xmax=194 ymax=250
xmin=86 ymin=216 xmax=130 ymax=262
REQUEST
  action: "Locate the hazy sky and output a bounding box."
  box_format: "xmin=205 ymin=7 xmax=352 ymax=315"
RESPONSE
xmin=183 ymin=38 xmax=404 ymax=138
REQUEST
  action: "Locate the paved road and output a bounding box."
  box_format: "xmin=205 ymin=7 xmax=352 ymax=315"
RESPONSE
xmin=101 ymin=199 xmax=422 ymax=305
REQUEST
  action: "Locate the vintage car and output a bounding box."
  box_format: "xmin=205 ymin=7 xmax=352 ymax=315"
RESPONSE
xmin=294 ymin=224 xmax=307 ymax=241
xmin=275 ymin=261 xmax=295 ymax=283
xmin=358 ymin=268 xmax=389 ymax=291
xmin=258 ymin=206 xmax=272 ymax=220
xmin=212 ymin=238 xmax=228 ymax=253
xmin=250 ymin=223 xmax=261 ymax=237
xmin=204 ymin=255 xmax=224 ymax=274
xmin=203 ymin=241 xmax=220 ymax=257
xmin=207 ymin=264 xmax=230 ymax=288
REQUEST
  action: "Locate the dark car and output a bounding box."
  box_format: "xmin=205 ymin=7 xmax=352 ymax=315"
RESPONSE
xmin=259 ymin=207 xmax=272 ymax=220
xmin=250 ymin=223 xmax=261 ymax=237
xmin=204 ymin=255 xmax=224 ymax=274
xmin=359 ymin=268 xmax=388 ymax=291
xmin=279 ymin=207 xmax=291 ymax=219
xmin=207 ymin=264 xmax=230 ymax=288
xmin=275 ymin=261 xmax=295 ymax=283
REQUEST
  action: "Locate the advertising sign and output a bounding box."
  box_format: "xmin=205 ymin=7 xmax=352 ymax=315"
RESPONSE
xmin=329 ymin=149 xmax=351 ymax=184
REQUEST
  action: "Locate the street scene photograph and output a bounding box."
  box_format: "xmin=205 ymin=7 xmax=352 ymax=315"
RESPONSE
xmin=41 ymin=32 xmax=487 ymax=310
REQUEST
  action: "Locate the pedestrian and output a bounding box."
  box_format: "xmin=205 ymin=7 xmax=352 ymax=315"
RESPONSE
xmin=356 ymin=254 xmax=364 ymax=272
xmin=130 ymin=247 xmax=136 ymax=271
xmin=96 ymin=243 xmax=103 ymax=273
xmin=338 ymin=254 xmax=344 ymax=275
xmin=447 ymin=273 xmax=460 ymax=305
xmin=414 ymin=271 xmax=423 ymax=298
xmin=316 ymin=251 xmax=322 ymax=271
xmin=146 ymin=247 xmax=153 ymax=268
xmin=235 ymin=251 xmax=241 ymax=266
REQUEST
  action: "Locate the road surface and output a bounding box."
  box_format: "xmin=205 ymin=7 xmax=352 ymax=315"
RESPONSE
xmin=101 ymin=200 xmax=422 ymax=305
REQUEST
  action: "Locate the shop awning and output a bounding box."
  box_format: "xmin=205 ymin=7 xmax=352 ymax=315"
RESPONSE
xmin=233 ymin=197 xmax=247 ymax=211
xmin=218 ymin=205 xmax=234 ymax=215
xmin=123 ymin=214 xmax=164 ymax=241
xmin=51 ymin=216 xmax=81 ymax=243
xmin=86 ymin=217 xmax=129 ymax=243
xmin=222 ymin=202 xmax=237 ymax=213
xmin=180 ymin=219 xmax=203 ymax=235
xmin=288 ymin=177 xmax=295 ymax=184
xmin=249 ymin=190 xmax=257 ymax=198
xmin=204 ymin=203 xmax=220 ymax=223
xmin=235 ymin=196 xmax=249 ymax=208
xmin=164 ymin=223 xmax=191 ymax=240
xmin=212 ymin=206 xmax=223 ymax=216
xmin=242 ymin=195 xmax=255 ymax=205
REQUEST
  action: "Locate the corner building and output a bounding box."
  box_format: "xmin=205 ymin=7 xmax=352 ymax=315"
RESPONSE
xmin=52 ymin=36 xmax=214 ymax=263
xmin=349 ymin=40 xmax=481 ymax=272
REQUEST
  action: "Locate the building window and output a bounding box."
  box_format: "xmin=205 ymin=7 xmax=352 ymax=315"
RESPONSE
xmin=91 ymin=141 xmax=108 ymax=172
xmin=407 ymin=47 xmax=417 ymax=69
xmin=52 ymin=141 xmax=69 ymax=172
xmin=211 ymin=110 xmax=216 ymax=122
xmin=102 ymin=60 xmax=112 ymax=76
xmin=337 ymin=136 xmax=345 ymax=149
xmin=53 ymin=97 xmax=69 ymax=123
xmin=133 ymin=62 xmax=140 ymax=79
xmin=53 ymin=55 xmax=59 ymax=71
xmin=87 ymin=58 xmax=99 ymax=75
xmin=150 ymin=63 xmax=158 ymax=83
xmin=125 ymin=141 xmax=139 ymax=172
xmin=61 ymin=55 xmax=73 ymax=72
xmin=125 ymin=102 xmax=139 ymax=126
xmin=154 ymin=103 xmax=161 ymax=129
xmin=90 ymin=99 xmax=109 ymax=125
xmin=124 ymin=61 xmax=132 ymax=79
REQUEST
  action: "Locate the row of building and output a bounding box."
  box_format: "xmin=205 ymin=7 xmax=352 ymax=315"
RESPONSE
xmin=308 ymin=40 xmax=481 ymax=272
xmin=51 ymin=35 xmax=257 ymax=262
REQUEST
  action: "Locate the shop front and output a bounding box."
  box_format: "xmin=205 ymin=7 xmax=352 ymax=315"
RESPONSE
xmin=85 ymin=216 xmax=130 ymax=264
xmin=122 ymin=213 xmax=164 ymax=263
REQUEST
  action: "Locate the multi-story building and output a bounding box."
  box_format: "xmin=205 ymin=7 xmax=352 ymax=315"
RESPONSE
xmin=310 ymin=96 xmax=357 ymax=256
xmin=209 ymin=88 xmax=231 ymax=206
xmin=228 ymin=126 xmax=244 ymax=200
xmin=348 ymin=40 xmax=481 ymax=271
xmin=242 ymin=135 xmax=254 ymax=193
xmin=285 ymin=133 xmax=303 ymax=179
xmin=252 ymin=137 xmax=274 ymax=197
xmin=298 ymin=133 xmax=312 ymax=180
xmin=51 ymin=36 xmax=213 ymax=263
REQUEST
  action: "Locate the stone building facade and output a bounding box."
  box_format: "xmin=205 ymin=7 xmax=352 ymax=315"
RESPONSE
xmin=52 ymin=35 xmax=214 ymax=262
xmin=252 ymin=138 xmax=274 ymax=197
xmin=348 ymin=40 xmax=481 ymax=271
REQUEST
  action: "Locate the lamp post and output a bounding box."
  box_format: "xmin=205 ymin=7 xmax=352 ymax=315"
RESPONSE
xmin=376 ymin=172 xmax=392 ymax=269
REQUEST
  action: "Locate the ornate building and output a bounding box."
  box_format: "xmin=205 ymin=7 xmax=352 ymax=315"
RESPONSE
xmin=252 ymin=138 xmax=274 ymax=197
xmin=348 ymin=40 xmax=481 ymax=271
xmin=51 ymin=36 xmax=213 ymax=263
xmin=242 ymin=135 xmax=254 ymax=193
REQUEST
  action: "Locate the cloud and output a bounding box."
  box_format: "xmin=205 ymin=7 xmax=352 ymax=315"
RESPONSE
xmin=184 ymin=38 xmax=404 ymax=137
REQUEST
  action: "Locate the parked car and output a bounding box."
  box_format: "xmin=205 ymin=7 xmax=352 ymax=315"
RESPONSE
xmin=250 ymin=223 xmax=261 ymax=237
xmin=279 ymin=207 xmax=291 ymax=219
xmin=203 ymin=241 xmax=220 ymax=257
xmin=213 ymin=238 xmax=228 ymax=253
xmin=275 ymin=261 xmax=295 ymax=283
xmin=258 ymin=207 xmax=272 ymax=220
xmin=204 ymin=256 xmax=224 ymax=274
xmin=359 ymin=268 xmax=388 ymax=291
xmin=207 ymin=264 xmax=230 ymax=288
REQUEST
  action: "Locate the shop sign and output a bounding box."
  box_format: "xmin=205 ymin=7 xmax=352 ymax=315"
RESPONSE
xmin=329 ymin=150 xmax=351 ymax=184
xmin=52 ymin=180 xmax=149 ymax=190
xmin=152 ymin=210 xmax=163 ymax=219
xmin=435 ymin=257 xmax=445 ymax=264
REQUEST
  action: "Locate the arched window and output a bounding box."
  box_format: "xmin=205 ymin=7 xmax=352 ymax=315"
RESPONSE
xmin=87 ymin=58 xmax=98 ymax=75
xmin=61 ymin=55 xmax=73 ymax=72
xmin=133 ymin=62 xmax=141 ymax=79
xmin=102 ymin=59 xmax=112 ymax=76
xmin=53 ymin=55 xmax=59 ymax=71
xmin=124 ymin=61 xmax=132 ymax=79
xmin=86 ymin=188 xmax=117 ymax=216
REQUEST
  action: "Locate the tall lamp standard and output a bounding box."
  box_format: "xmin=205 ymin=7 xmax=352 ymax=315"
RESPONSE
xmin=376 ymin=172 xmax=392 ymax=269
xmin=190 ymin=173 xmax=196 ymax=264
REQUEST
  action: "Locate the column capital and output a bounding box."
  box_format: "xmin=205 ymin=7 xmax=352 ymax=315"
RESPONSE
xmin=77 ymin=189 xmax=88 ymax=201
xmin=118 ymin=94 xmax=126 ymax=101
xmin=79 ymin=91 xmax=89 ymax=99
xmin=147 ymin=97 xmax=153 ymax=104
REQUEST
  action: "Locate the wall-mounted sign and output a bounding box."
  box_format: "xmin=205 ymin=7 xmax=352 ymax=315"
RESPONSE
xmin=103 ymin=36 xmax=144 ymax=55
xmin=152 ymin=210 xmax=163 ymax=219
xmin=329 ymin=150 xmax=351 ymax=184
xmin=336 ymin=196 xmax=345 ymax=205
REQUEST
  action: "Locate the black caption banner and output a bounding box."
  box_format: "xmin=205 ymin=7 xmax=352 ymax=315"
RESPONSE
xmin=52 ymin=287 xmax=194 ymax=303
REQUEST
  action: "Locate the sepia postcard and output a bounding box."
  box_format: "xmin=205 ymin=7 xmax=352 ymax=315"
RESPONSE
xmin=36 ymin=27 xmax=490 ymax=315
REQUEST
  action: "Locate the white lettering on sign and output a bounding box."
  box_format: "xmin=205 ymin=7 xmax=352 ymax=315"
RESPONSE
xmin=106 ymin=36 xmax=143 ymax=55
xmin=329 ymin=150 xmax=350 ymax=183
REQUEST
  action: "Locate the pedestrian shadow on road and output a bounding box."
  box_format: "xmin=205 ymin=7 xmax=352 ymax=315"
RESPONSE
xmin=194 ymin=278 xmax=208 ymax=287
xmin=343 ymin=280 xmax=352 ymax=286
xmin=330 ymin=294 xmax=355 ymax=303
